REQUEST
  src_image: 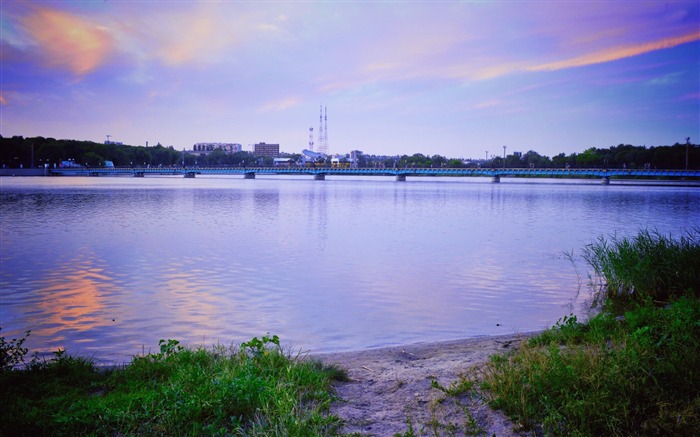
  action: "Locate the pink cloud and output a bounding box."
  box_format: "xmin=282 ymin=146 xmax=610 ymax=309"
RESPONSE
xmin=257 ymin=97 xmax=302 ymax=113
xmin=153 ymin=6 xmax=231 ymax=66
xmin=21 ymin=6 xmax=115 ymax=75
xmin=472 ymin=100 xmax=501 ymax=110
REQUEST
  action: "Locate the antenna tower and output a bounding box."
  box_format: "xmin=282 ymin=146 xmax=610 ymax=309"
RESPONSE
xmin=318 ymin=105 xmax=325 ymax=155
xmin=324 ymin=106 xmax=328 ymax=155
xmin=317 ymin=105 xmax=329 ymax=155
xmin=308 ymin=127 xmax=314 ymax=152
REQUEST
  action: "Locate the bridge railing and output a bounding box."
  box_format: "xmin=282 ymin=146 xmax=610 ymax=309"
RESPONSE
xmin=47 ymin=166 xmax=700 ymax=179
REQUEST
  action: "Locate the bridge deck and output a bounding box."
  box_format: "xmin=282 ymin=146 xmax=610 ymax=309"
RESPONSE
xmin=49 ymin=166 xmax=700 ymax=180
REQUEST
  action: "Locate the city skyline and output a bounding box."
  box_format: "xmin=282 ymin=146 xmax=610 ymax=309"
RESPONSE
xmin=1 ymin=1 xmax=699 ymax=159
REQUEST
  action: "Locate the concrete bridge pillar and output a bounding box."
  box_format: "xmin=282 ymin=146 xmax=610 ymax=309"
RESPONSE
xmin=314 ymin=173 xmax=326 ymax=181
xmin=396 ymin=174 xmax=406 ymax=182
xmin=491 ymin=175 xmax=500 ymax=183
xmin=244 ymin=172 xmax=255 ymax=179
xmin=601 ymin=176 xmax=610 ymax=185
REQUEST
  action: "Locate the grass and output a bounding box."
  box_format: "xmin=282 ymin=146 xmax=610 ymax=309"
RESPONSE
xmin=581 ymin=227 xmax=700 ymax=311
xmin=0 ymin=333 xmax=347 ymax=436
xmin=476 ymin=300 xmax=700 ymax=435
xmin=453 ymin=229 xmax=700 ymax=436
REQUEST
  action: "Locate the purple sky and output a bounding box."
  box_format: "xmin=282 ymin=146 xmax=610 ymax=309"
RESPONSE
xmin=1 ymin=1 xmax=698 ymax=159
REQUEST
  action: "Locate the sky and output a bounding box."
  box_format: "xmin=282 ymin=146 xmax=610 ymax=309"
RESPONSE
xmin=1 ymin=1 xmax=699 ymax=159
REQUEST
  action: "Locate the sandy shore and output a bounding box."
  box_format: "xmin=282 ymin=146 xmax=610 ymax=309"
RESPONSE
xmin=314 ymin=333 xmax=538 ymax=436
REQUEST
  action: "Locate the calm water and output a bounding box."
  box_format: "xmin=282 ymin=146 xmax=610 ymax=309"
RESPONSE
xmin=1 ymin=175 xmax=698 ymax=364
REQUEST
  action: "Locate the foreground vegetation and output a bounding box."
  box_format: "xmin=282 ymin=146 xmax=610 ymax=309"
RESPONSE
xmin=0 ymin=334 xmax=347 ymax=436
xmin=459 ymin=228 xmax=700 ymax=436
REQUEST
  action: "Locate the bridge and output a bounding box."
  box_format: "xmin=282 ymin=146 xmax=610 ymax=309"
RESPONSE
xmin=48 ymin=166 xmax=700 ymax=184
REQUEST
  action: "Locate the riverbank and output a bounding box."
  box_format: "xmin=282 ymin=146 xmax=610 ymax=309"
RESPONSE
xmin=1 ymin=330 xmax=537 ymax=436
xmin=316 ymin=332 xmax=538 ymax=436
xmin=0 ymin=168 xmax=47 ymax=176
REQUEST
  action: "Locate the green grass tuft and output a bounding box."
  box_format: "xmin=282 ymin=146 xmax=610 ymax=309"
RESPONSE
xmin=0 ymin=334 xmax=343 ymax=436
xmin=582 ymin=228 xmax=700 ymax=311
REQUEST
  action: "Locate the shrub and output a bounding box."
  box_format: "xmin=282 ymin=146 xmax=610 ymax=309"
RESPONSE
xmin=0 ymin=329 xmax=30 ymax=371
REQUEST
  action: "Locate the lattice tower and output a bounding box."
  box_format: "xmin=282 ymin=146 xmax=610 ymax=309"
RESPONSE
xmin=317 ymin=105 xmax=329 ymax=155
xmin=318 ymin=105 xmax=325 ymax=155
xmin=324 ymin=106 xmax=329 ymax=155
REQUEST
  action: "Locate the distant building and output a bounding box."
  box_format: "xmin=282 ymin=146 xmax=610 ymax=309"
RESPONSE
xmin=350 ymin=150 xmax=363 ymax=167
xmin=193 ymin=143 xmax=242 ymax=153
xmin=253 ymin=142 xmax=280 ymax=157
xmin=273 ymin=157 xmax=293 ymax=167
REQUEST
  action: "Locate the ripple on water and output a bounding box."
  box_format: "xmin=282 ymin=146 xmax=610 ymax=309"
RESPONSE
xmin=1 ymin=178 xmax=698 ymax=362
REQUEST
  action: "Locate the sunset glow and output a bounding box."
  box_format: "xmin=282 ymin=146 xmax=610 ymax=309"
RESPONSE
xmin=2 ymin=1 xmax=698 ymax=158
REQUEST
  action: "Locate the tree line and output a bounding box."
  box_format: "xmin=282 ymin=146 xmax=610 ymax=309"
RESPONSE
xmin=0 ymin=136 xmax=264 ymax=169
xmin=1 ymin=135 xmax=697 ymax=169
xmin=390 ymin=143 xmax=698 ymax=170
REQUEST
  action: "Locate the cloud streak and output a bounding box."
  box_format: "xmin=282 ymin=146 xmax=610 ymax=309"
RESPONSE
xmin=257 ymin=97 xmax=302 ymax=113
xmin=528 ymin=31 xmax=700 ymax=72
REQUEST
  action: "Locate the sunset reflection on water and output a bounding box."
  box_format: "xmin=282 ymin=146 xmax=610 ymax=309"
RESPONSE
xmin=29 ymin=255 xmax=112 ymax=353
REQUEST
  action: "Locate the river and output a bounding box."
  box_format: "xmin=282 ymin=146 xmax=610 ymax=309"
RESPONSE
xmin=1 ymin=175 xmax=698 ymax=364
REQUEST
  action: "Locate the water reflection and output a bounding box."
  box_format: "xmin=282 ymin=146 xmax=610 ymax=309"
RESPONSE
xmin=1 ymin=177 xmax=698 ymax=363
xmin=21 ymin=253 xmax=113 ymax=354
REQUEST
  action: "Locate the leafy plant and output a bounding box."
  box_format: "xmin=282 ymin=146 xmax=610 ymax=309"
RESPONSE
xmin=0 ymin=329 xmax=30 ymax=371
xmin=240 ymin=333 xmax=280 ymax=358
xmin=158 ymin=338 xmax=183 ymax=357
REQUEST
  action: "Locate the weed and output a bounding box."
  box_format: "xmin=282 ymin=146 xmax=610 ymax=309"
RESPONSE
xmin=475 ymin=298 xmax=700 ymax=435
xmin=240 ymin=333 xmax=281 ymax=359
xmin=158 ymin=338 xmax=184 ymax=357
xmin=430 ymin=377 xmax=474 ymax=397
xmin=395 ymin=417 xmax=416 ymax=437
xmin=581 ymin=228 xmax=700 ymax=311
xmin=0 ymin=328 xmax=30 ymax=371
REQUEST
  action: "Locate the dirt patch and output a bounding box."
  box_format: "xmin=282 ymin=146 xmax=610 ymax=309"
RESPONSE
xmin=314 ymin=333 xmax=536 ymax=436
